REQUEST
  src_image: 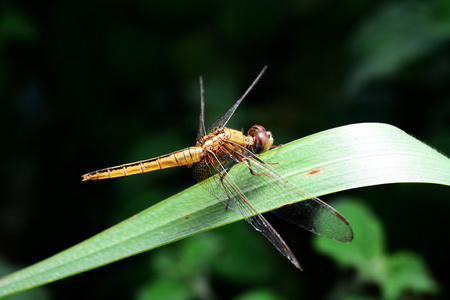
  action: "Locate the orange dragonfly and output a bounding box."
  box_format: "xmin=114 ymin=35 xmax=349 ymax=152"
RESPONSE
xmin=82 ymin=67 xmax=353 ymax=270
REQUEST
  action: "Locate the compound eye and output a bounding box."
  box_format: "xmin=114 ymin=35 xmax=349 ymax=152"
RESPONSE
xmin=248 ymin=125 xmax=272 ymax=154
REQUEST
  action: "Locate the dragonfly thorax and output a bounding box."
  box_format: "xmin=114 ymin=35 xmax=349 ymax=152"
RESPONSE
xmin=196 ymin=125 xmax=273 ymax=157
xmin=197 ymin=127 xmax=243 ymax=152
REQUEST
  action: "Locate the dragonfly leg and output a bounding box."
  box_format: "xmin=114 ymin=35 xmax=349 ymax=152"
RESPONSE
xmin=249 ymin=152 xmax=284 ymax=169
xmin=220 ymin=164 xmax=237 ymax=210
xmin=267 ymin=161 xmax=284 ymax=168
xmin=244 ymin=159 xmax=272 ymax=177
xmin=208 ymin=154 xmax=236 ymax=211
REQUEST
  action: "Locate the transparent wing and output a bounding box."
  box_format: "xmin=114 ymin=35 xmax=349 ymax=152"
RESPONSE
xmin=194 ymin=141 xmax=353 ymax=243
xmin=228 ymin=142 xmax=353 ymax=242
xmin=207 ymin=66 xmax=267 ymax=132
xmin=270 ymin=199 xmax=353 ymax=242
xmin=193 ymin=149 xmax=302 ymax=270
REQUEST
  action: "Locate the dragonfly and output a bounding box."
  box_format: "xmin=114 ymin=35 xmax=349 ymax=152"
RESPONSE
xmin=81 ymin=66 xmax=353 ymax=270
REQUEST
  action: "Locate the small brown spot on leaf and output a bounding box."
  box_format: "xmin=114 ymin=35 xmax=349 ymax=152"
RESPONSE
xmin=306 ymin=169 xmax=321 ymax=176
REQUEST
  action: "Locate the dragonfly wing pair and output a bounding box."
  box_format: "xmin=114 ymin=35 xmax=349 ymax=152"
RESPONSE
xmin=193 ymin=67 xmax=352 ymax=270
xmin=193 ymin=134 xmax=353 ymax=270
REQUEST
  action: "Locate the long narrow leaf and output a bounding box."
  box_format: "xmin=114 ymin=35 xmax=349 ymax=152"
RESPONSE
xmin=0 ymin=123 xmax=449 ymax=297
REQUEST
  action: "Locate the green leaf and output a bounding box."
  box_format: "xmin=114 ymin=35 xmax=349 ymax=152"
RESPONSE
xmin=0 ymin=123 xmax=449 ymax=297
xmin=233 ymin=289 xmax=289 ymax=300
xmin=313 ymin=199 xmax=439 ymax=299
xmin=135 ymin=279 xmax=191 ymax=300
xmin=382 ymin=251 xmax=439 ymax=299
xmin=313 ymin=199 xmax=386 ymax=274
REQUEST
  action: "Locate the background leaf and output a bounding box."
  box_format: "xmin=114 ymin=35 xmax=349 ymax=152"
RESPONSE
xmin=314 ymin=198 xmax=439 ymax=299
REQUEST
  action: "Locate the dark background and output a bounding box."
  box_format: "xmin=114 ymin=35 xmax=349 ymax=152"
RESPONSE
xmin=1 ymin=1 xmax=449 ymax=299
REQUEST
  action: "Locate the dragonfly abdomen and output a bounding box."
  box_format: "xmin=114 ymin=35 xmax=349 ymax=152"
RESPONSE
xmin=81 ymin=147 xmax=202 ymax=181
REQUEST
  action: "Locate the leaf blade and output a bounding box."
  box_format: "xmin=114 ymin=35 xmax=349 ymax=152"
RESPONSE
xmin=0 ymin=122 xmax=449 ymax=297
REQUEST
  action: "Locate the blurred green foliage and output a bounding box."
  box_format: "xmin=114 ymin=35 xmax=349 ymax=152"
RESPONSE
xmin=314 ymin=198 xmax=439 ymax=299
xmin=1 ymin=0 xmax=449 ymax=299
xmin=348 ymin=1 xmax=450 ymax=93
xmin=134 ymin=224 xmax=282 ymax=300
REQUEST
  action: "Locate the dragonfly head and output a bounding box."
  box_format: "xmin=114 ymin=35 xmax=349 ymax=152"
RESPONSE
xmin=248 ymin=125 xmax=273 ymax=154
